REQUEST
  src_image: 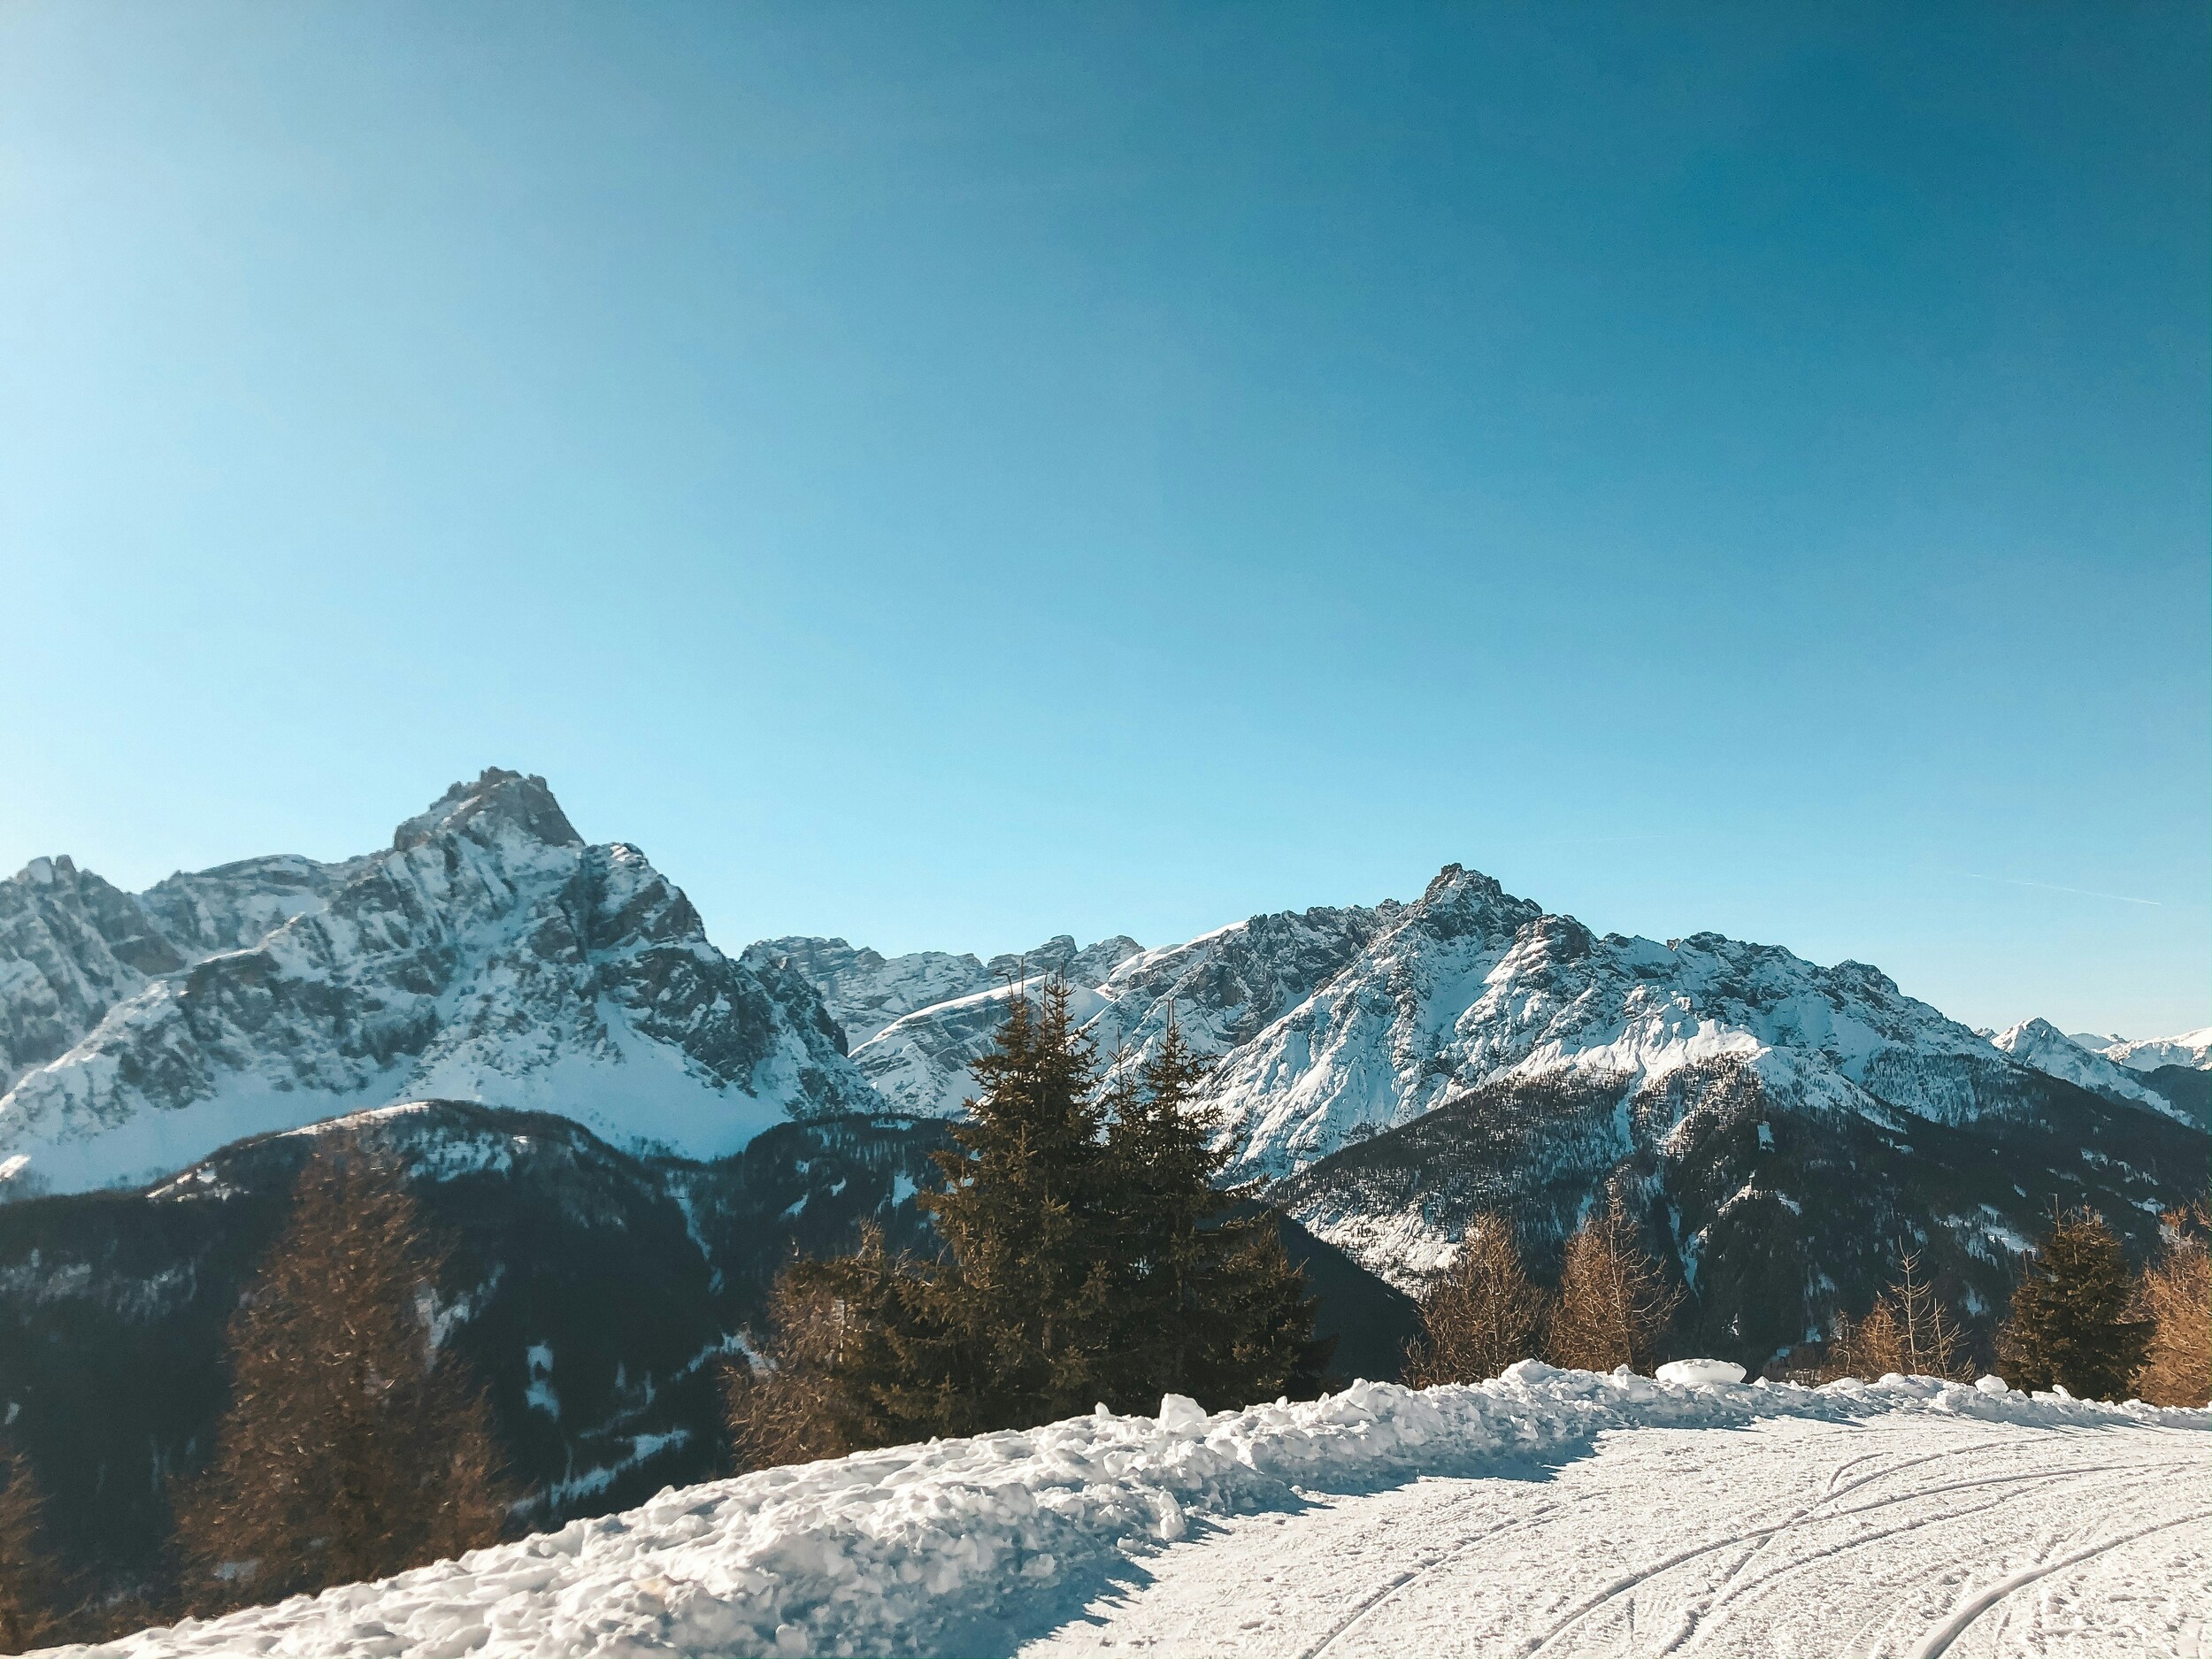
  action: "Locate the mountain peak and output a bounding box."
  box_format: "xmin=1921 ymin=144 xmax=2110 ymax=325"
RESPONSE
xmin=392 ymin=768 xmax=581 ymax=853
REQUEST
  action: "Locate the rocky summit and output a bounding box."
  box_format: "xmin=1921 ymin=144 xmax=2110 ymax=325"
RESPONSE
xmin=0 ymin=770 xmax=870 ymax=1194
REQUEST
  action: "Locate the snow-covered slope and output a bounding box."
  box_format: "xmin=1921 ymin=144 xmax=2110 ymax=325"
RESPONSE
xmin=50 ymin=1368 xmax=2207 ymax=1659
xmin=840 ymin=906 xmax=1387 ymax=1120
xmin=2102 ymin=1027 xmax=2212 ymax=1072
xmin=1205 ymin=864 xmax=2054 ymax=1178
xmin=742 ymin=934 xmax=1141 ymax=1049
xmin=0 ymin=772 xmax=871 ymax=1195
xmin=1992 ymin=1017 xmax=2187 ymax=1118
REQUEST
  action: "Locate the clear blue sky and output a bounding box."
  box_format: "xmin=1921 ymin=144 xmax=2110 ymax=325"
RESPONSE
xmin=2 ymin=4 xmax=2205 ymax=1039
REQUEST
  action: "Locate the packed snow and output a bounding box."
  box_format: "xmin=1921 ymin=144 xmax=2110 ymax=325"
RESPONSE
xmin=47 ymin=1366 xmax=2206 ymax=1659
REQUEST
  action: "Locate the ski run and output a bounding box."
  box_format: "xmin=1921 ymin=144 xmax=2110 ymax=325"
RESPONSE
xmin=47 ymin=1365 xmax=2207 ymax=1659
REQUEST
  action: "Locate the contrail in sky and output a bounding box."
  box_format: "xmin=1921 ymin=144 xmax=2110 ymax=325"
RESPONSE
xmin=1966 ymin=873 xmax=2160 ymax=907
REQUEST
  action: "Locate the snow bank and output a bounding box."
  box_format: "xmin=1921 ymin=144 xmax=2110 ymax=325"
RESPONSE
xmin=50 ymin=1365 xmax=2206 ymax=1659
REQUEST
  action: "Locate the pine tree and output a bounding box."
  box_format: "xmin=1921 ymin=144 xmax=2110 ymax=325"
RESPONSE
xmin=1402 ymin=1214 xmax=1547 ymax=1387
xmin=1544 ymin=1195 xmax=1682 ymax=1374
xmin=1098 ymin=1016 xmax=1332 ymax=1409
xmin=2130 ymin=1203 xmax=2209 ymax=1408
xmin=727 ymin=1226 xmax=951 ymax=1465
xmin=176 ymin=1139 xmax=508 ymax=1611
xmin=0 ymin=1445 xmax=66 ymax=1655
xmin=1998 ymin=1208 xmax=2151 ymax=1402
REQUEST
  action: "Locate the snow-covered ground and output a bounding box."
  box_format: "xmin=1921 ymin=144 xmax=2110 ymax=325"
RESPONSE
xmin=46 ymin=1367 xmax=2205 ymax=1659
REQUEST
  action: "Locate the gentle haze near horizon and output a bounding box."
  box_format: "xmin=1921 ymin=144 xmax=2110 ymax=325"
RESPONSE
xmin=2 ymin=4 xmax=2205 ymax=1039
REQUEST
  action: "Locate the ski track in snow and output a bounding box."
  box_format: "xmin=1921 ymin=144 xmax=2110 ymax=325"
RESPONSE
xmin=1025 ymin=1418 xmax=2210 ymax=1659
xmin=44 ymin=1370 xmax=2208 ymax=1659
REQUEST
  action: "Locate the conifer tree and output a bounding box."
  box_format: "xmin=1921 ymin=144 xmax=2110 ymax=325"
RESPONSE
xmin=0 ymin=1444 xmax=66 ymax=1655
xmin=912 ymin=979 xmax=1117 ymax=1431
xmin=1402 ymin=1214 xmax=1547 ymax=1387
xmin=1997 ymin=1208 xmax=2151 ymax=1402
xmin=2131 ymin=1203 xmax=2209 ymax=1408
xmin=1098 ymin=1017 xmax=1332 ymax=1409
xmin=727 ymin=1226 xmax=950 ymax=1465
xmin=1544 ymin=1195 xmax=1681 ymax=1374
xmin=177 ymin=1139 xmax=508 ymax=1611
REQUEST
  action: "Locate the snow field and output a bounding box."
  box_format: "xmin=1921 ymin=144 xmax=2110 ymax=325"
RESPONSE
xmin=46 ymin=1366 xmax=2207 ymax=1659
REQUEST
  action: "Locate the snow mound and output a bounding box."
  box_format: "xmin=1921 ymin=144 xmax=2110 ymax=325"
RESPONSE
xmin=1653 ymin=1358 xmax=1745 ymax=1386
xmin=50 ymin=1366 xmax=2204 ymax=1659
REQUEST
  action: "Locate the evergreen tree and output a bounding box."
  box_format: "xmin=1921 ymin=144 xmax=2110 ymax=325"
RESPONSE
xmin=176 ymin=1140 xmax=508 ymax=1611
xmin=1998 ymin=1208 xmax=2151 ymax=1402
xmin=1402 ymin=1214 xmax=1547 ymax=1387
xmin=1544 ymin=1194 xmax=1682 ymax=1374
xmin=728 ymin=1226 xmax=951 ymax=1465
xmin=772 ymin=984 xmax=1333 ymax=1444
xmin=0 ymin=1444 xmax=66 ymax=1655
xmin=1099 ymin=1017 xmax=1331 ymax=1409
xmin=2131 ymin=1203 xmax=2209 ymax=1408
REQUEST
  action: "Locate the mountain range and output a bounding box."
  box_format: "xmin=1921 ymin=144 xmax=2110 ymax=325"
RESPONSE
xmin=2 ymin=770 xmax=2203 ymax=1579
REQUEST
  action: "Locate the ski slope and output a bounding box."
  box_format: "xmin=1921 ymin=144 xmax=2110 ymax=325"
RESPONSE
xmin=47 ymin=1368 xmax=2207 ymax=1659
xmin=1024 ymin=1411 xmax=2208 ymax=1658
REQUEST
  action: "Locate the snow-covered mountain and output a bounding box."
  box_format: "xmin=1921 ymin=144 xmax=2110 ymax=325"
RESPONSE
xmin=0 ymin=771 xmax=870 ymax=1195
xmin=1990 ymin=1018 xmax=2186 ymax=1118
xmin=2099 ymin=1027 xmax=2212 ymax=1072
xmin=770 ymin=863 xmax=2200 ymax=1181
xmin=1197 ymin=864 xmax=2106 ymax=1177
xmin=739 ymin=933 xmax=1141 ymax=1049
xmin=821 ymin=906 xmax=1392 ymax=1118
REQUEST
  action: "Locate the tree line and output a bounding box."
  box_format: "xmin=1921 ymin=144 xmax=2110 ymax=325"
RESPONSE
xmin=725 ymin=980 xmax=1332 ymax=1467
xmin=1400 ymin=1195 xmax=2209 ymax=1406
xmin=1 ymin=978 xmax=2204 ymax=1651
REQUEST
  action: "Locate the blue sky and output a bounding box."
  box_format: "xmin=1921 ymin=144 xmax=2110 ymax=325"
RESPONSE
xmin=2 ymin=4 xmax=2205 ymax=1038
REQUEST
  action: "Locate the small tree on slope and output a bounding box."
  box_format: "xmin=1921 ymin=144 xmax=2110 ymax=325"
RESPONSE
xmin=0 ymin=1445 xmax=66 ymax=1655
xmin=1997 ymin=1208 xmax=2151 ymax=1402
xmin=2131 ymin=1203 xmax=2209 ymax=1408
xmin=1825 ymin=1248 xmax=1970 ymax=1381
xmin=1402 ymin=1213 xmax=1547 ymax=1387
xmin=1545 ymin=1194 xmax=1682 ymax=1374
xmin=176 ymin=1140 xmax=508 ymax=1612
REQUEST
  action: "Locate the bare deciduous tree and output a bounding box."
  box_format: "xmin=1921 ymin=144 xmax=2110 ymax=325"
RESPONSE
xmin=1544 ymin=1195 xmax=1682 ymax=1375
xmin=2132 ymin=1204 xmax=2209 ymax=1408
xmin=1402 ymin=1214 xmax=1547 ymax=1387
xmin=175 ymin=1139 xmax=508 ymax=1612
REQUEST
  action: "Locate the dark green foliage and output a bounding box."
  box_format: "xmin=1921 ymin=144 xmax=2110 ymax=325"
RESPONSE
xmin=1999 ymin=1209 xmax=2153 ymax=1402
xmin=743 ymin=984 xmax=1333 ymax=1449
xmin=1099 ymin=1018 xmax=1333 ymax=1409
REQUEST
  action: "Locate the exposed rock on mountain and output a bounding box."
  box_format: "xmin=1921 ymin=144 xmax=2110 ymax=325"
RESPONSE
xmin=0 ymin=772 xmax=871 ymax=1195
xmin=1204 ymin=864 xmax=2053 ymax=1179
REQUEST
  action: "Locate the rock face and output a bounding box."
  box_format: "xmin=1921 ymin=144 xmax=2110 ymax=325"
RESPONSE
xmin=0 ymin=772 xmax=872 ymax=1194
